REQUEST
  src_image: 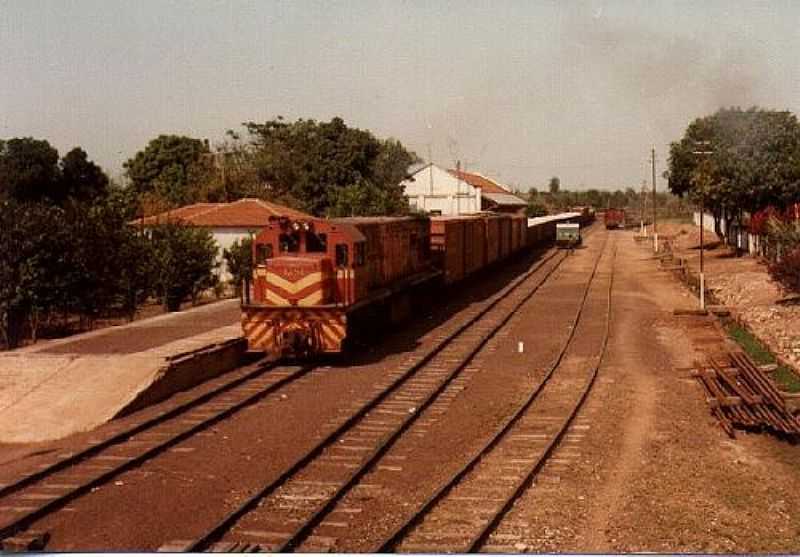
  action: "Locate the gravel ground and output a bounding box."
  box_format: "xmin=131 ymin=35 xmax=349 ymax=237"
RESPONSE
xmin=494 ymin=230 xmax=800 ymax=553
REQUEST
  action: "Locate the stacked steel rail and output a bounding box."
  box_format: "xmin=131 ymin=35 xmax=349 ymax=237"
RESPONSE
xmin=180 ymin=246 xmax=575 ymax=552
xmin=693 ymin=352 xmax=800 ymax=437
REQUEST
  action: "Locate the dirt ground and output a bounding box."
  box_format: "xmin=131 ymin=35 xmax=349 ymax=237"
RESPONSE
xmin=505 ymin=229 xmax=800 ymax=553
xmin=657 ymin=220 xmax=800 ymax=371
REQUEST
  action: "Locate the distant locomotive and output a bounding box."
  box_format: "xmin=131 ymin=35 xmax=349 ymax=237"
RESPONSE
xmin=242 ymin=211 xmax=591 ymax=357
xmin=604 ymin=208 xmax=626 ymax=229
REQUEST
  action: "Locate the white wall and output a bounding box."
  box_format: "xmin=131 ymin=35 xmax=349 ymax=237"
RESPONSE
xmin=402 ymin=164 xmax=481 ymax=215
xmin=210 ymin=227 xmax=258 ymax=281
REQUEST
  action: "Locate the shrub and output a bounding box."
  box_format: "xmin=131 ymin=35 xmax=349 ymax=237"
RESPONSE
xmin=768 ymin=246 xmax=800 ymax=294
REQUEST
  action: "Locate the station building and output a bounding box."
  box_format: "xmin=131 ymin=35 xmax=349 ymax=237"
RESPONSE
xmin=402 ymin=163 xmax=526 ymax=216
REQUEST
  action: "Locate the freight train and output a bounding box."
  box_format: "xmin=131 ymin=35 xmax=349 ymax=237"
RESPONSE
xmin=241 ymin=210 xmax=593 ymax=357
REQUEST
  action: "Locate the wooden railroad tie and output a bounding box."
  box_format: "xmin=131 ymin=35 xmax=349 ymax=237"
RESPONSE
xmin=692 ymin=352 xmax=800 ymax=438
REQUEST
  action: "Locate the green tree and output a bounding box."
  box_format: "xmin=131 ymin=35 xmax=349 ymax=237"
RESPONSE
xmin=124 ymin=135 xmax=210 ymax=206
xmin=525 ymin=198 xmax=548 ymax=218
xmin=0 ymin=138 xmax=61 ymax=202
xmin=0 ymin=201 xmax=70 ymax=347
xmin=150 ymin=223 xmax=219 ymax=311
xmin=60 ymin=147 xmax=109 ymax=202
xmin=242 ymin=116 xmax=417 ymax=216
xmin=666 ymin=107 xmax=800 ymax=234
xmin=327 ymin=178 xmax=408 ymax=217
xmin=548 ymin=176 xmax=560 ymax=194
xmin=223 ymin=237 xmax=253 ymax=298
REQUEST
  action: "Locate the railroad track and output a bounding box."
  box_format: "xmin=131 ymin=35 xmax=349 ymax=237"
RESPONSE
xmin=375 ymin=235 xmax=616 ymax=553
xmin=0 ymin=240 xmax=577 ymax=550
xmin=172 ymin=246 xmax=574 ymax=552
xmin=0 ymin=358 xmax=320 ymax=545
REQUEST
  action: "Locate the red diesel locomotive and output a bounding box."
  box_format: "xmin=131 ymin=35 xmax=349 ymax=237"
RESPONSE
xmin=242 ymin=215 xmax=438 ymax=356
xmin=241 ymin=212 xmax=584 ymax=357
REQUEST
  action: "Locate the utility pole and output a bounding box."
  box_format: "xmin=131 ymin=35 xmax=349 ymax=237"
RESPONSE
xmin=651 ymin=147 xmax=658 ymax=251
xmin=693 ymin=140 xmax=713 ymax=310
xmin=427 ymin=144 xmax=434 ymax=196
xmin=456 ymin=159 xmax=462 ymax=214
xmin=640 ymin=180 xmax=647 ymax=235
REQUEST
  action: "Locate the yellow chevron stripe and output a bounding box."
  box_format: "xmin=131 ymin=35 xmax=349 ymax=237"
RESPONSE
xmin=265 ymin=289 xmax=291 ymax=305
xmin=266 ymin=271 xmax=323 ymax=294
xmin=297 ymin=290 xmax=325 ymax=306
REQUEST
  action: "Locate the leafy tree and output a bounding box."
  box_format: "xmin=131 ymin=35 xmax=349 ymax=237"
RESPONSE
xmin=548 ymin=176 xmax=560 ymax=194
xmin=124 ymin=135 xmax=210 ymax=206
xmin=0 ymin=201 xmax=70 ymax=347
xmin=327 ymin=178 xmax=408 ymax=217
xmin=242 ymin=116 xmax=417 ymax=216
xmin=666 ymin=107 xmax=800 ymax=235
xmin=223 ymin=237 xmax=253 ymax=298
xmin=525 ymin=199 xmax=548 ymax=218
xmin=60 ymin=147 xmax=109 ymax=202
xmin=59 ymin=196 xmax=149 ymax=327
xmin=0 ymin=138 xmax=60 ymax=202
xmin=150 ymin=223 xmax=218 ymax=311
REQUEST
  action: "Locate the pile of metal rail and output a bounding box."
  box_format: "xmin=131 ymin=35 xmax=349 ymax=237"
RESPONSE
xmin=693 ymin=351 xmax=800 ymax=437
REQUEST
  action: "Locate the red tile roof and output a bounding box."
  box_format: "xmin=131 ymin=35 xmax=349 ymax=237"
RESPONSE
xmin=447 ymin=169 xmax=510 ymax=194
xmin=136 ymin=198 xmax=309 ymax=228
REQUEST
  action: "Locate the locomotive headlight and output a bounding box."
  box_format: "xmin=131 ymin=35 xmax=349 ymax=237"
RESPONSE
xmin=292 ymin=221 xmax=302 ymax=231
xmin=303 ymin=221 xmax=312 ymax=231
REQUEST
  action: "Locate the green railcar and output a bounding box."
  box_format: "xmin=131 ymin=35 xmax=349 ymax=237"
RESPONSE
xmin=555 ymin=223 xmax=581 ymax=248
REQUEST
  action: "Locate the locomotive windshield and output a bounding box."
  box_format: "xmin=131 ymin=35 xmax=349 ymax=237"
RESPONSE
xmin=306 ymin=232 xmax=328 ymax=253
xmin=279 ymin=232 xmax=300 ymax=253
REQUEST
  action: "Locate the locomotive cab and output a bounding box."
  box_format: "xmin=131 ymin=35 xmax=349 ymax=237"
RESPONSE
xmin=243 ymin=217 xmax=367 ymax=356
xmin=251 ymin=217 xmax=367 ymax=308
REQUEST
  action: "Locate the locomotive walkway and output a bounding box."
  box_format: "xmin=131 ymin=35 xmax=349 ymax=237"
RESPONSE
xmin=0 ymin=300 xmax=241 ymax=443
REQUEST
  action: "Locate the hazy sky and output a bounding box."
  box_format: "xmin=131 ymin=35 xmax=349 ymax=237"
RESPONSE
xmin=2 ymin=1 xmax=800 ymax=191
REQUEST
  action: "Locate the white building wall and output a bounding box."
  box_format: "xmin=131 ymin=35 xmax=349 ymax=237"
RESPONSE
xmin=209 ymin=227 xmax=258 ymax=281
xmin=402 ymin=164 xmax=481 ymax=215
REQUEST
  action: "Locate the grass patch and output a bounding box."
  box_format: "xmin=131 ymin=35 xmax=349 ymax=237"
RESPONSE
xmin=725 ymin=322 xmax=800 ymax=393
xmin=774 ymin=366 xmax=800 ymax=393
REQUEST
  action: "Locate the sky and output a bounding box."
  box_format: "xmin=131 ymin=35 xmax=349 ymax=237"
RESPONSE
xmin=2 ymin=0 xmax=800 ymax=191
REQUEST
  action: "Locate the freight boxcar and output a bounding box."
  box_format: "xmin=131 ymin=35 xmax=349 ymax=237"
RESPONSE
xmin=430 ymin=216 xmax=466 ymax=284
xmin=463 ymin=216 xmax=486 ymax=276
xmin=484 ymin=214 xmax=501 ymax=265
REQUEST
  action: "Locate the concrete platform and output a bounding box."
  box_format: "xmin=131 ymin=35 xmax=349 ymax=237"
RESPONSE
xmin=0 ymin=300 xmax=244 ymax=444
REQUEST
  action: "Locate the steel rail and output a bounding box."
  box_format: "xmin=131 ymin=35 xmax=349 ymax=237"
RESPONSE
xmin=0 ymin=356 xmax=277 ymax=500
xmin=0 ymin=360 xmax=317 ymax=541
xmin=375 ymin=235 xmax=615 ymax=554
xmin=467 ymin=241 xmax=616 ymax=553
xmin=187 ymin=246 xmax=569 ymax=552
